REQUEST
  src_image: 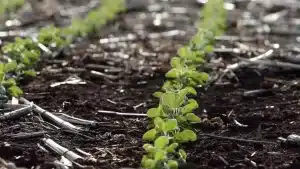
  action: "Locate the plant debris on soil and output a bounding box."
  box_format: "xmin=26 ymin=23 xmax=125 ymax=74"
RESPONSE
xmin=2 ymin=0 xmax=300 ymax=169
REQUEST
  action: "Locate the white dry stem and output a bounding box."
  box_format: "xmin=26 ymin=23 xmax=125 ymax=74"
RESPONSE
xmin=97 ymin=110 xmax=147 ymax=117
xmin=223 ymin=49 xmax=274 ymax=73
xmin=50 ymin=75 xmax=86 ymax=88
xmin=0 ymin=104 xmax=32 ymax=121
xmin=20 ymin=97 xmax=82 ymax=131
xmin=32 ymin=37 xmax=52 ymax=54
xmin=90 ymin=70 xmax=119 ymax=80
xmin=43 ymin=138 xmax=83 ymax=162
xmin=75 ymin=148 xmax=97 ymax=162
xmin=242 ymin=59 xmax=300 ymax=70
xmin=55 ymin=113 xmax=97 ymax=126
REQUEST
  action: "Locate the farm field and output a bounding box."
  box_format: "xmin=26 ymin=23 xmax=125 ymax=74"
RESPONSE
xmin=1 ymin=0 xmax=300 ymax=169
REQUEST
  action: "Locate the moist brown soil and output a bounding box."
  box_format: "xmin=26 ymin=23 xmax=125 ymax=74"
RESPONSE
xmin=1 ymin=0 xmax=300 ymax=169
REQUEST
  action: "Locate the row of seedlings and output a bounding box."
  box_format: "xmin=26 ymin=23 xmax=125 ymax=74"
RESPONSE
xmin=141 ymin=0 xmax=227 ymax=169
xmin=0 ymin=0 xmax=125 ymax=101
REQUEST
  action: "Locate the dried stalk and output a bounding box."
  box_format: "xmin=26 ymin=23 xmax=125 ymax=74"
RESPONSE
xmin=43 ymin=138 xmax=83 ymax=162
xmin=0 ymin=104 xmax=32 ymax=121
xmin=242 ymin=59 xmax=300 ymax=70
xmin=20 ymin=97 xmax=82 ymax=131
xmin=97 ymin=110 xmax=147 ymax=117
xmin=223 ymin=49 xmax=274 ymax=73
xmin=55 ymin=113 xmax=98 ymax=126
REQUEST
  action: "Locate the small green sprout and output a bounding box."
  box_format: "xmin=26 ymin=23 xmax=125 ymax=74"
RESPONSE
xmin=142 ymin=0 xmax=226 ymax=168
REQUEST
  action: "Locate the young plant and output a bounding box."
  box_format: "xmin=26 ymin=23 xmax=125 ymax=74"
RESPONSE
xmin=38 ymin=25 xmax=67 ymax=49
xmin=0 ymin=0 xmax=126 ymax=99
xmin=142 ymin=0 xmax=226 ymax=168
xmin=0 ymin=0 xmax=24 ymax=16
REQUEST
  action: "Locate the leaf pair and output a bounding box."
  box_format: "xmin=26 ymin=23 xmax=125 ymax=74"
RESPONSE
xmin=143 ymin=118 xmax=178 ymax=141
xmin=142 ymin=136 xmax=180 ymax=169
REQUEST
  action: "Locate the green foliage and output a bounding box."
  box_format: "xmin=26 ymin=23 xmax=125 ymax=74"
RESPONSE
xmin=0 ymin=0 xmax=125 ymax=99
xmin=141 ymin=0 xmax=226 ymax=168
xmin=0 ymin=0 xmax=24 ymax=16
xmin=63 ymin=0 xmax=125 ymax=38
xmin=38 ymin=25 xmax=67 ymax=48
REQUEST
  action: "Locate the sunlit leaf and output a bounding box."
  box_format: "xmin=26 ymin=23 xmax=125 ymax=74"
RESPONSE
xmin=166 ymin=143 xmax=179 ymax=153
xmin=154 ymin=117 xmax=165 ymax=132
xmin=154 ymin=136 xmax=169 ymax=149
xmin=168 ymin=160 xmax=178 ymax=169
xmin=165 ymin=119 xmax=178 ymax=131
xmin=185 ymin=113 xmax=201 ymax=123
xmin=143 ymin=129 xmax=157 ymax=141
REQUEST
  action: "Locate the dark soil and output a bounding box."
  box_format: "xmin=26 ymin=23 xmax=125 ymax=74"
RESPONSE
xmin=1 ymin=0 xmax=300 ymax=169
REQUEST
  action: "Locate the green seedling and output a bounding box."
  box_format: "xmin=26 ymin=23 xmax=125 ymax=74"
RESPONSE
xmin=0 ymin=0 xmax=24 ymax=16
xmin=142 ymin=0 xmax=226 ymax=168
xmin=0 ymin=0 xmax=125 ymax=99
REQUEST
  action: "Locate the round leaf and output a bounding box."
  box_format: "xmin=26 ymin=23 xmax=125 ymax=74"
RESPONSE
xmin=181 ymin=99 xmax=199 ymax=114
xmin=4 ymin=61 xmax=17 ymax=72
xmin=168 ymin=160 xmax=179 ymax=169
xmin=154 ymin=150 xmax=167 ymax=161
xmin=166 ymin=143 xmax=179 ymax=153
xmin=8 ymin=85 xmax=23 ymax=97
xmin=23 ymin=70 xmax=37 ymax=77
xmin=154 ymin=136 xmax=169 ymax=149
xmin=143 ymin=129 xmax=157 ymax=141
xmin=152 ymin=91 xmax=163 ymax=98
xmin=185 ymin=113 xmax=201 ymax=123
xmin=165 ymin=119 xmax=178 ymax=131
xmin=170 ymin=57 xmax=182 ymax=68
xmin=154 ymin=117 xmax=165 ymax=132
xmin=143 ymin=158 xmax=156 ymax=169
xmin=147 ymin=107 xmax=161 ymax=118
xmin=183 ymin=129 xmax=197 ymax=142
xmin=175 ymin=129 xmax=197 ymax=143
xmin=143 ymin=144 xmax=155 ymax=153
xmin=166 ymin=68 xmax=181 ymax=78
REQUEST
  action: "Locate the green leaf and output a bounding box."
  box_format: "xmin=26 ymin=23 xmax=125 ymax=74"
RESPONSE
xmin=168 ymin=160 xmax=179 ymax=169
xmin=4 ymin=61 xmax=17 ymax=72
xmin=154 ymin=117 xmax=165 ymax=132
xmin=166 ymin=68 xmax=181 ymax=78
xmin=0 ymin=72 xmax=5 ymax=82
xmin=181 ymin=99 xmax=199 ymax=114
xmin=162 ymin=81 xmax=172 ymax=91
xmin=160 ymin=92 xmax=185 ymax=109
xmin=2 ymin=78 xmax=16 ymax=87
xmin=143 ymin=144 xmax=155 ymax=153
xmin=179 ymin=149 xmax=187 ymax=161
xmin=166 ymin=143 xmax=179 ymax=153
xmin=185 ymin=113 xmax=201 ymax=122
xmin=154 ymin=136 xmax=169 ymax=149
xmin=180 ymin=87 xmax=197 ymax=96
xmin=143 ymin=158 xmax=156 ymax=169
xmin=8 ymin=85 xmax=23 ymax=97
xmin=152 ymin=91 xmax=163 ymax=98
xmin=143 ymin=129 xmax=157 ymax=141
xmin=177 ymin=46 xmax=192 ymax=58
xmin=165 ymin=119 xmax=178 ymax=131
xmin=176 ymin=116 xmax=187 ymax=124
xmin=147 ymin=107 xmax=161 ymax=118
xmin=154 ymin=150 xmax=166 ymax=161
xmin=189 ymin=71 xmax=209 ymax=84
xmin=23 ymin=70 xmax=37 ymax=77
xmin=204 ymin=45 xmax=214 ymax=53
xmin=170 ymin=57 xmax=182 ymax=68
xmin=0 ymin=63 xmax=4 ymax=72
xmin=174 ymin=129 xmax=197 ymax=143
